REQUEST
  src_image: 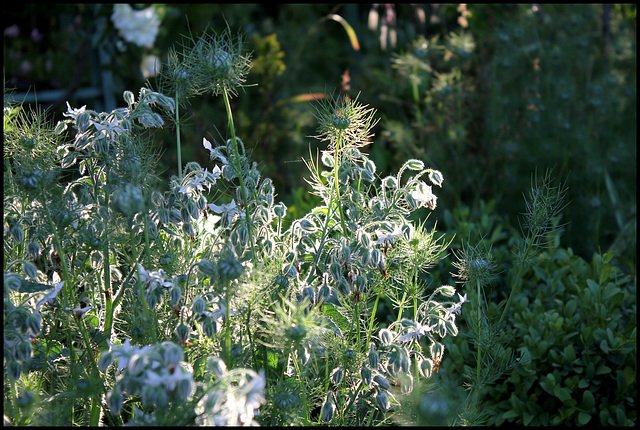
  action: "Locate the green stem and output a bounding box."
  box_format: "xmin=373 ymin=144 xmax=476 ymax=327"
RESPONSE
xmin=222 ymin=89 xmax=255 ymax=258
xmin=475 ymin=279 xmax=482 ymax=388
xmin=366 ymin=293 xmax=381 ymax=348
xmin=225 ymin=286 xmax=231 ymax=366
xmin=175 ymin=90 xmax=183 ymax=179
xmin=333 ymin=130 xmax=349 ymax=236
xmin=131 ymin=228 xmax=156 ymax=343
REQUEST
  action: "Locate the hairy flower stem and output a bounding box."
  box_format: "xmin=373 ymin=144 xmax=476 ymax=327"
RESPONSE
xmin=102 ymin=191 xmax=114 ymax=343
xmin=333 ymin=130 xmax=349 ymax=237
xmin=222 ymin=88 xmax=255 ymax=258
xmin=175 ymin=89 xmax=183 ymax=179
xmin=131 ymin=229 xmax=156 ymax=343
xmin=225 ymin=285 xmax=231 ymax=366
xmin=475 ymin=279 xmax=482 ymax=388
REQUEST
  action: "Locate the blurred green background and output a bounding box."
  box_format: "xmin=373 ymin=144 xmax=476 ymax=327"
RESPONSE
xmin=4 ymin=3 xmax=636 ymax=264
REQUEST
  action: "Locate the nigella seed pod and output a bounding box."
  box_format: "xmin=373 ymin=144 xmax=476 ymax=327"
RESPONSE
xmin=332 ymin=115 xmax=351 ymax=130
xmin=16 ymin=391 xmax=34 ymax=408
xmin=285 ymin=324 xmax=307 ymax=342
xmin=20 ymin=169 xmax=41 ymax=190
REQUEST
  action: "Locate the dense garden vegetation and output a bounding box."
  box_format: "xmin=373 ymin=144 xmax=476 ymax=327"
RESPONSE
xmin=4 ymin=4 xmax=636 ymax=426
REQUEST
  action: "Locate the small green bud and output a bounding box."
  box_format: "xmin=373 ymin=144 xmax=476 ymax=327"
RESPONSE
xmin=332 ymin=115 xmax=350 ymax=130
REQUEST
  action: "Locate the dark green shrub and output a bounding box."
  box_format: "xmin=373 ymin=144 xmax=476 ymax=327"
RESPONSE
xmin=482 ymin=248 xmax=636 ymax=426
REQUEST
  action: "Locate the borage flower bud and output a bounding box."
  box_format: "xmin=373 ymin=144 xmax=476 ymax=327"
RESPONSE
xmin=112 ymin=184 xmax=144 ymax=217
xmin=331 ymin=366 xmax=344 ymax=385
xmin=321 ymin=391 xmax=336 ymax=422
xmin=373 ymin=374 xmax=391 ymax=391
xmin=192 ymin=295 xmax=205 ymax=315
xmin=375 ymin=390 xmax=389 ymax=410
xmin=175 ymin=323 xmax=190 ymax=343
xmin=361 ymin=366 xmax=372 ymax=386
xmin=107 ymin=388 xmax=124 ymax=414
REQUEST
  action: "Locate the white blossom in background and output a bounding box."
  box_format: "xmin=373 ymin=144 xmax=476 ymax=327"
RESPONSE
xmin=141 ymin=54 xmax=161 ymax=78
xmin=111 ymin=4 xmax=160 ymax=48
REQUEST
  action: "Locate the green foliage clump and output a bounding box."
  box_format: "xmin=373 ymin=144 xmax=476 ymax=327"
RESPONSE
xmin=483 ymin=249 xmax=636 ymax=426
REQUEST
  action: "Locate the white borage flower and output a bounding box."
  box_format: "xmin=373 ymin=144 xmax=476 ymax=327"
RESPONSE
xmin=63 ymin=101 xmax=87 ymax=121
xmin=136 ymin=264 xmax=173 ymax=292
xmin=203 ymin=137 xmax=229 ymax=165
xmin=111 ymin=4 xmax=160 ymax=49
xmin=236 ymin=369 xmax=266 ymax=421
xmin=64 ymin=304 xmax=93 ymax=320
xmin=36 ymin=281 xmax=64 ymax=311
xmin=178 ymin=166 xmax=223 ymax=196
xmin=446 ymin=293 xmax=468 ymax=316
xmin=410 ymin=181 xmax=438 ymax=210
xmin=107 ymin=339 xmax=154 ymax=372
xmin=208 ymin=200 xmax=244 ymax=225
xmin=93 ymin=114 xmax=126 ymax=140
xmin=374 ymin=223 xmax=404 ymax=246
xmin=396 ymin=319 xmax=437 ymax=344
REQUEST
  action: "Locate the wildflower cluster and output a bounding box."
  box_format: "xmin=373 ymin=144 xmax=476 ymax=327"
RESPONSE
xmin=3 ymin=26 xmax=466 ymax=426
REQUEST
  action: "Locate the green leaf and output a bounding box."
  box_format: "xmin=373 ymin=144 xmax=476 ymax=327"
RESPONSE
xmin=578 ymin=412 xmax=592 ymax=425
xmin=600 ymin=339 xmax=609 ymax=354
xmin=553 ymin=385 xmax=572 ymax=402
xmin=320 ymin=304 xmax=349 ymax=336
xmin=582 ymin=390 xmax=595 ymax=410
xmin=595 ymin=365 xmax=612 ymax=375
xmin=17 ymin=280 xmax=55 ymax=293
